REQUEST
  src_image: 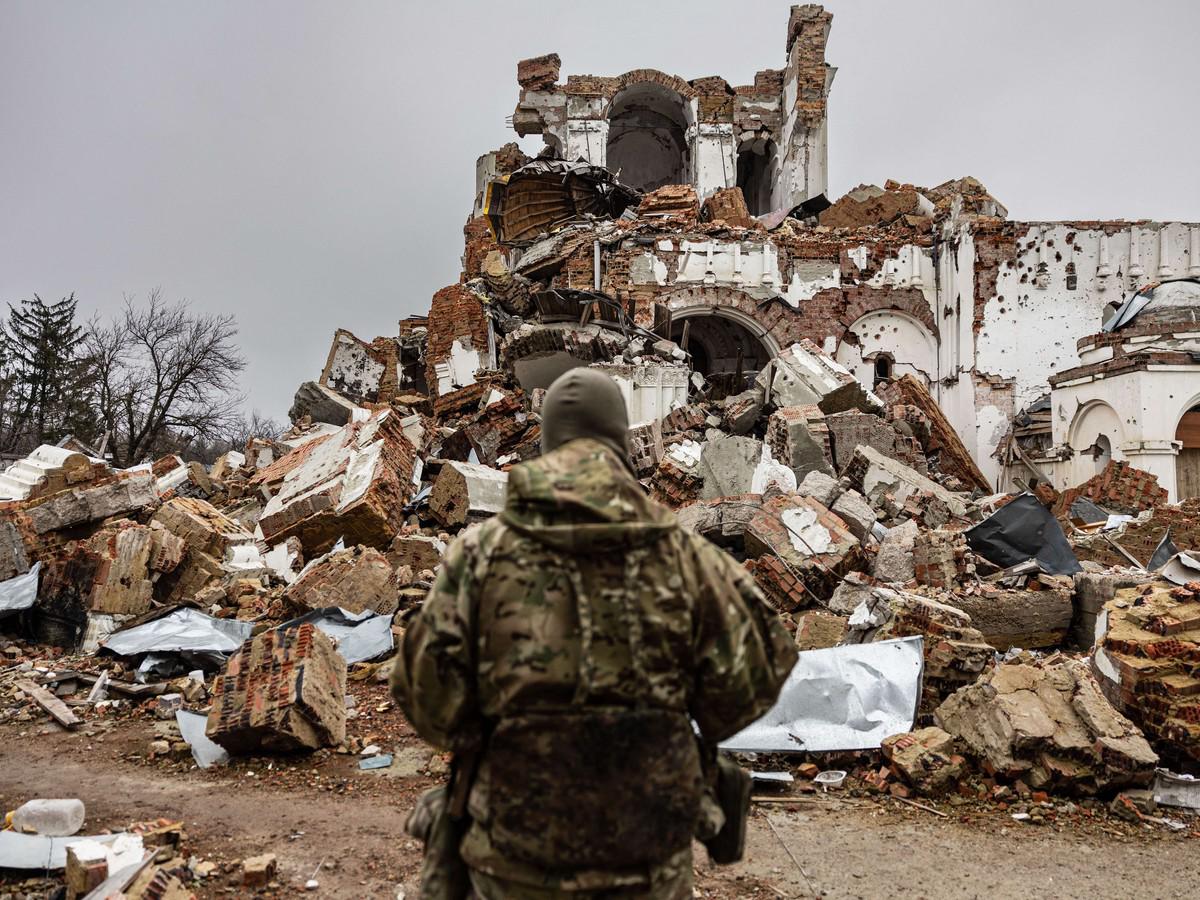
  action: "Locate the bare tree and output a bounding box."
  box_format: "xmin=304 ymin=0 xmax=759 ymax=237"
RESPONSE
xmin=87 ymin=289 xmax=246 ymax=466
xmin=224 ymin=410 xmax=284 ymax=449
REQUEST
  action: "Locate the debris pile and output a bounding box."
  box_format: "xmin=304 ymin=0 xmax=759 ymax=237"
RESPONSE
xmin=4 ymin=143 xmax=1199 ymax=806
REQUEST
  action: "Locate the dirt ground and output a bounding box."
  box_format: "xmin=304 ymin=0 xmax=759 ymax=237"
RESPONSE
xmin=2 ymin=677 xmax=1199 ymax=899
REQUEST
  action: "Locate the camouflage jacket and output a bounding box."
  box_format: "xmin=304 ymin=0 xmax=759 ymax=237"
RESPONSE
xmin=392 ymin=438 xmax=796 ymax=892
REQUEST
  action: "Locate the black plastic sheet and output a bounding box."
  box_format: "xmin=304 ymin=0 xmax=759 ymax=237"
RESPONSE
xmin=965 ymin=492 xmax=1082 ymax=575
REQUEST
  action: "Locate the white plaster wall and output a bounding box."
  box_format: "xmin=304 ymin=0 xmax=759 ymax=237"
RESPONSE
xmin=773 ymin=49 xmax=829 ymax=212
xmin=976 ymin=224 xmax=1200 ymax=418
xmin=675 ymin=239 xmax=777 ymax=288
xmin=601 ymin=363 xmax=690 ymax=426
xmin=565 ymin=119 xmax=607 ymax=167
xmin=971 ymin=223 xmax=1196 ymax=489
xmin=326 ymin=335 xmax=385 ymax=399
xmin=434 ymin=340 xmax=482 ymax=397
xmin=939 ymin=229 xmax=990 ymax=484
xmin=1052 ymin=365 xmax=1200 ymax=501
xmin=693 ymin=123 xmax=737 ymax=199
xmin=835 ymin=310 xmax=938 ymax=388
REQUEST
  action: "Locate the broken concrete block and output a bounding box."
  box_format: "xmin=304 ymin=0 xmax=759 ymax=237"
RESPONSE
xmin=872 ymin=519 xmax=918 ymax=583
xmin=152 ymin=497 xmax=258 ymax=603
xmin=719 ymin=387 xmax=765 ymax=435
xmin=766 ymin=406 xmax=833 ymax=482
xmin=284 ymin=545 xmax=399 ymax=616
xmin=83 ymin=521 xmax=156 ymax=615
xmin=793 ymin=609 xmax=848 ymax=650
xmin=876 ymin=374 xmax=991 ymax=492
xmin=843 ymin=444 xmax=970 ymax=518
xmin=207 ymin=623 xmax=346 ymax=754
xmin=698 ymin=436 xmax=764 ymax=500
xmin=700 ymin=185 xmax=754 ymax=228
xmin=840 ymin=576 xmax=994 ymax=711
xmin=1052 ymin=460 xmax=1168 ymax=518
xmin=1092 ymin=582 xmax=1200 ymax=768
xmin=825 ymin=410 xmax=923 ymax=474
xmin=319 ymin=328 xmax=398 ymax=405
xmin=751 ymin=553 xmax=813 ymax=612
xmin=65 ymin=840 xmax=109 ymax=897
xmin=288 ymin=380 xmax=365 ymax=427
xmin=387 ymin=533 xmax=446 ymax=572
xmin=946 ymin=585 xmax=1073 ymax=651
xmin=676 ymin=494 xmax=761 ymax=546
xmin=936 ymin=658 xmax=1158 ymax=793
xmin=0 ymin=518 xmax=30 ymax=581
xmin=881 ymin=727 xmax=964 ymax=795
xmin=517 ymin=52 xmax=560 ymax=90
xmin=795 ymin=470 xmax=841 ymax=508
xmin=25 ymin=471 xmax=157 ymax=535
xmin=0 ymin=444 xmax=98 ymax=501
xmin=428 ymin=461 xmax=508 ymax=528
xmin=637 ymin=184 xmax=700 ymax=219
xmin=744 ymin=494 xmax=862 ymax=601
xmin=242 ymin=853 xmax=278 ymax=888
xmin=831 ymin=489 xmax=877 ymax=543
xmin=209 ymin=450 xmax=245 ymax=483
xmin=912 ymin=528 xmax=975 ymax=589
xmin=759 ymin=340 xmax=880 ymax=415
xmin=464 ymin=392 xmax=538 ymax=466
xmin=819 ymin=182 xmax=932 ymax=229
xmin=1071 ymin=570 xmax=1152 ymax=649
xmin=258 ymin=408 xmax=420 ymax=554
xmin=425 ymin=283 xmax=490 ymax=397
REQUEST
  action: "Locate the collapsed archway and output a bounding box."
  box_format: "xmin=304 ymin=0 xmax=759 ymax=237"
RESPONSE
xmin=670 ymin=308 xmax=775 ymax=399
xmin=606 ymin=83 xmax=691 ymax=192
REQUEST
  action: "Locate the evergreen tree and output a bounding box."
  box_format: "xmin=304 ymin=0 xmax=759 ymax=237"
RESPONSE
xmin=0 ymin=294 xmax=95 ymax=453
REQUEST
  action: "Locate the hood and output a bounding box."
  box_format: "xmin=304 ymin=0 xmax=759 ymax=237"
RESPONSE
xmin=501 ymin=438 xmax=676 ymax=552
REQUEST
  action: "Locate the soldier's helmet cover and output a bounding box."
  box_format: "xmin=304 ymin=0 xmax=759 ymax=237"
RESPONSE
xmin=540 ymin=367 xmax=631 ymax=462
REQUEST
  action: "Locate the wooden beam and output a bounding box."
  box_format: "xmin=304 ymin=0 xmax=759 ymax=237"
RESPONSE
xmin=16 ymin=679 xmax=81 ymax=729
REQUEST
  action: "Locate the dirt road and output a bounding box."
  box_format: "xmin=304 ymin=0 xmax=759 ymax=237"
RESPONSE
xmin=2 ymin=686 xmax=1197 ymax=899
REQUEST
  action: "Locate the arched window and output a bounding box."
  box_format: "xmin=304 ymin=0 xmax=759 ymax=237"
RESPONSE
xmin=873 ymin=354 xmax=894 ymax=388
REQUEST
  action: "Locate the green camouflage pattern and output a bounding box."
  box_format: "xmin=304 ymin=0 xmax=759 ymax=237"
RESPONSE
xmin=392 ymin=438 xmax=797 ymax=895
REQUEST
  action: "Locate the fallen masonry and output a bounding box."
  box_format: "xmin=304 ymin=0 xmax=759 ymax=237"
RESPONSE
xmin=206 ymin=623 xmax=346 ymax=754
xmin=3 ymin=6 xmax=1200 ymax=894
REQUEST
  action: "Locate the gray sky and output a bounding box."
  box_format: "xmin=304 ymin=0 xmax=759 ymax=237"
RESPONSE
xmin=3 ymin=0 xmax=1198 ymax=422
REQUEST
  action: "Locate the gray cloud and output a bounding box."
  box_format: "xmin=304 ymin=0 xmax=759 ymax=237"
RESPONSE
xmin=3 ymin=0 xmax=1197 ymax=421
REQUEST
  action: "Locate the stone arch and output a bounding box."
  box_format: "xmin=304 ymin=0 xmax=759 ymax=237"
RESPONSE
xmin=613 ymin=69 xmax=698 ymax=100
xmin=605 ymin=80 xmax=694 ymax=192
xmin=835 ymin=309 xmax=938 ymax=391
xmin=661 ymin=286 xmax=786 ymax=355
xmin=836 ymin=285 xmax=938 ymax=340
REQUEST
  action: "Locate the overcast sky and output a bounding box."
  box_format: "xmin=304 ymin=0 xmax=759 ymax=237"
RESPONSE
xmin=3 ymin=0 xmax=1198 ymax=422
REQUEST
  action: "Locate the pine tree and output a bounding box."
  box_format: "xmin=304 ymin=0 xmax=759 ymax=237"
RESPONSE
xmin=0 ymin=294 xmax=95 ymax=453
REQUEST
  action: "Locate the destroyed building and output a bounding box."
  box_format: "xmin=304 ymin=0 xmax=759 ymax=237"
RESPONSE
xmin=463 ymin=5 xmax=1200 ymax=503
xmin=4 ymin=11 xmax=1200 ymax=889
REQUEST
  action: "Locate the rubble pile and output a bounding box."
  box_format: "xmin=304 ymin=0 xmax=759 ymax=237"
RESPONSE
xmin=935 ymin=656 xmax=1158 ymax=795
xmin=1093 ymin=581 xmax=1200 ymax=768
xmin=4 ymin=12 xmax=1200 ymax=868
xmin=3 ymin=149 xmax=1198 ymax=803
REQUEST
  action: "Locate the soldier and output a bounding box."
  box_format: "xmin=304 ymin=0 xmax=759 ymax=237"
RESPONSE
xmin=392 ymin=367 xmax=796 ymax=899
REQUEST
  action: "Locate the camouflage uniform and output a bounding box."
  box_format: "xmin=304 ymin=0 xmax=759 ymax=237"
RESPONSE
xmin=392 ymin=438 xmax=796 ymax=899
